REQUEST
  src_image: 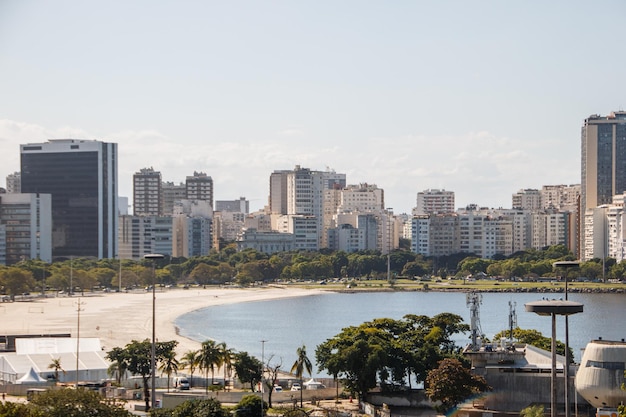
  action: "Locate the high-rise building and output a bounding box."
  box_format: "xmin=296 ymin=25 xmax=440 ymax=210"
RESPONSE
xmin=118 ymin=215 xmax=172 ymax=260
xmin=133 ymin=167 xmax=162 ymax=216
xmin=0 ymin=193 xmax=52 ymax=265
xmin=414 ymin=189 xmax=455 ymax=215
xmin=581 ymin=111 xmax=626 ymax=255
xmin=161 ymin=181 xmax=186 ymax=216
xmin=512 ymin=189 xmax=541 ymax=210
xmin=186 ymin=172 xmax=213 ymax=207
xmin=20 ymin=139 xmax=118 ymax=259
xmin=5 ymin=172 xmax=21 ymax=194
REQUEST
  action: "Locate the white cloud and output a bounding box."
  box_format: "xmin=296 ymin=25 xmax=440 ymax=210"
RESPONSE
xmin=0 ymin=119 xmax=578 ymax=213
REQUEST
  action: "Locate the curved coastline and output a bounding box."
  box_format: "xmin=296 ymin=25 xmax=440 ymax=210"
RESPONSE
xmin=0 ymin=286 xmax=326 ymax=354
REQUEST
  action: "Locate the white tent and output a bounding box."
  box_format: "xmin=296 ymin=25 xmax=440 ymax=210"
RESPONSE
xmin=303 ymin=378 xmax=325 ymax=390
xmin=16 ymin=367 xmax=47 ymax=384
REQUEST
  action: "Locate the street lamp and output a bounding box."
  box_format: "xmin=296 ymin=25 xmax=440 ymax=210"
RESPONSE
xmin=144 ymin=253 xmax=164 ymax=411
xmin=553 ymin=260 xmax=580 ymax=417
xmin=260 ymin=339 xmax=267 ymax=417
xmin=525 ymin=299 xmax=583 ymax=417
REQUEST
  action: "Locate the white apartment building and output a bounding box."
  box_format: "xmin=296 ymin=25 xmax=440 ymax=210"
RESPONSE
xmin=512 ymin=189 xmax=541 ymax=211
xmin=0 ymin=193 xmax=52 ymax=265
xmin=414 ymin=189 xmax=455 ymax=215
xmin=118 ymin=215 xmax=173 ymax=260
xmin=172 ymin=200 xmax=213 ymax=258
xmin=541 ymin=184 xmax=581 ymax=210
xmin=5 ymin=172 xmax=20 ymax=194
xmin=328 ymin=213 xmax=379 ymax=252
xmin=268 ymin=166 xmax=346 ymax=249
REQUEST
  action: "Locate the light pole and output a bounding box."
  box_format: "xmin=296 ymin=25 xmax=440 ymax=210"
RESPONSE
xmin=260 ymin=339 xmax=267 ymax=417
xmin=525 ymin=299 xmax=583 ymax=417
xmin=144 ymin=253 xmax=164 ymax=411
xmin=75 ymin=298 xmax=85 ymax=388
xmin=553 ymin=260 xmax=580 ymax=417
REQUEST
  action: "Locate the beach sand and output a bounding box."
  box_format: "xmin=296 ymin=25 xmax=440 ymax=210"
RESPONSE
xmin=0 ymin=286 xmax=324 ymax=354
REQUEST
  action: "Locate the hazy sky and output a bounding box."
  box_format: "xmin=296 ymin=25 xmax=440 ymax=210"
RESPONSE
xmin=1 ymin=1 xmax=625 ymax=214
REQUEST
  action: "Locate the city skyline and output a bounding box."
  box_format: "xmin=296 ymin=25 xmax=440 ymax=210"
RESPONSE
xmin=2 ymin=1 xmax=626 ymax=213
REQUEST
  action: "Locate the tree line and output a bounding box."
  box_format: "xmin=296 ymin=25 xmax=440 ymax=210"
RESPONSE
xmin=1 ymin=244 xmax=622 ymax=299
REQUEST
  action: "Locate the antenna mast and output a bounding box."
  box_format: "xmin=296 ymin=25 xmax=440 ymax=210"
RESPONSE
xmin=466 ymin=291 xmax=483 ymax=351
xmin=508 ymin=301 xmax=517 ymax=341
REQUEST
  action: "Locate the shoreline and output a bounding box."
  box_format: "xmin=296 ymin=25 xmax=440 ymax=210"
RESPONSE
xmin=0 ymin=286 xmax=326 ymax=354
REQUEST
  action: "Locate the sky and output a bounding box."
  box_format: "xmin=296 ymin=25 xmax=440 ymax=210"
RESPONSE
xmin=1 ymin=1 xmax=625 ymax=214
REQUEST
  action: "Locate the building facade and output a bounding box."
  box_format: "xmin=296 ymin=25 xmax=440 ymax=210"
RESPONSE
xmin=133 ymin=167 xmax=162 ymax=216
xmin=20 ymin=139 xmax=118 ymax=259
xmin=5 ymin=172 xmax=21 ymax=194
xmin=414 ymin=189 xmax=455 ymax=215
xmin=581 ymin=111 xmax=626 ymax=257
xmin=118 ymin=215 xmax=172 ymax=260
xmin=161 ymin=181 xmax=186 ymax=216
xmin=0 ymin=193 xmax=52 ymax=265
xmin=185 ymin=172 xmax=213 ymax=207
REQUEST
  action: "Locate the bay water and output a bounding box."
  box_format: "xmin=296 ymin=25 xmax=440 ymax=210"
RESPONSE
xmin=175 ymin=291 xmax=626 ymax=377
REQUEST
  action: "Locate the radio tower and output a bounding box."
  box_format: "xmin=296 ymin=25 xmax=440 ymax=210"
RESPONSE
xmin=466 ymin=292 xmax=484 ymax=351
xmin=508 ymin=301 xmax=517 ymax=341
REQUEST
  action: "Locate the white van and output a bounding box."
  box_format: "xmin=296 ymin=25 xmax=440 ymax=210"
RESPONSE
xmin=174 ymin=376 xmax=190 ymax=390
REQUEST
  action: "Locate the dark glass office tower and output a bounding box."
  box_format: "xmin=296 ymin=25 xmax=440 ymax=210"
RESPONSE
xmin=20 ymin=139 xmax=118 ymax=259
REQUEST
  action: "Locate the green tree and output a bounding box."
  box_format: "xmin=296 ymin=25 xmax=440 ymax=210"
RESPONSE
xmin=159 ymin=349 xmax=180 ymax=392
xmin=106 ymin=347 xmax=128 ymax=385
xmin=218 ymin=342 xmax=234 ymax=390
xmin=47 ymin=358 xmax=65 ymax=382
xmin=180 ymin=350 xmax=201 ymax=388
xmin=232 ymin=351 xmax=263 ymax=392
xmin=235 ymin=394 xmax=267 ymax=417
xmin=28 ymin=387 xmax=131 ymax=417
xmin=0 ymin=268 xmax=36 ymax=300
xmin=425 ymin=358 xmax=490 ymax=412
xmin=493 ymin=328 xmax=573 ymax=361
xmin=200 ymin=340 xmax=222 ymax=391
xmin=520 ymin=404 xmax=545 ymax=417
xmin=290 ymin=345 xmax=312 ymax=407
xmin=108 ymin=339 xmax=178 ymax=412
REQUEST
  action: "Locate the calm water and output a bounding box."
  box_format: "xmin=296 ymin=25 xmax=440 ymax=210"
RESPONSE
xmin=175 ymin=291 xmax=626 ymax=377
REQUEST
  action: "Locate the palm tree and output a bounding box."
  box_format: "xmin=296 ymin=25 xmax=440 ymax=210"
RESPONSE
xmin=180 ymin=349 xmax=200 ymax=388
xmin=105 ymin=346 xmax=127 ymax=385
xmin=290 ymin=345 xmax=312 ymax=407
xmin=218 ymin=342 xmax=234 ymax=391
xmin=158 ymin=350 xmax=179 ymax=392
xmin=200 ymin=340 xmax=221 ymax=393
xmin=48 ymin=357 xmax=66 ymax=382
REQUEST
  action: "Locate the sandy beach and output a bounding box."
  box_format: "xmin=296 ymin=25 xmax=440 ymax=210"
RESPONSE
xmin=0 ymin=286 xmax=324 ymax=354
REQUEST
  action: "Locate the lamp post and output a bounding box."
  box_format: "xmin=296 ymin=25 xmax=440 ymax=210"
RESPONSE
xmin=553 ymin=260 xmax=580 ymax=417
xmin=75 ymin=298 xmax=85 ymax=388
xmin=260 ymin=339 xmax=267 ymax=417
xmin=525 ymin=299 xmax=583 ymax=417
xmin=144 ymin=253 xmax=164 ymax=411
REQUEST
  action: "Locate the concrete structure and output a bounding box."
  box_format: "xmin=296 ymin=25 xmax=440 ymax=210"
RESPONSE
xmin=0 ymin=193 xmax=52 ymax=265
xmin=133 ymin=167 xmax=162 ymax=216
xmin=118 ymin=215 xmax=173 ymax=260
xmin=20 ymin=139 xmax=118 ymax=259
xmin=541 ymin=184 xmax=581 ymax=211
xmin=328 ymin=213 xmax=379 ymax=252
xmin=5 ymin=172 xmax=20 ymax=194
xmin=185 ymin=172 xmax=213 ymax=207
xmin=414 ymin=189 xmax=455 ymax=215
xmin=575 ymin=339 xmax=626 ymax=409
